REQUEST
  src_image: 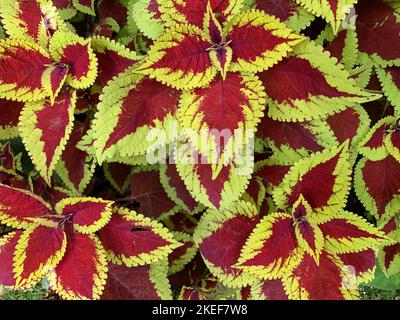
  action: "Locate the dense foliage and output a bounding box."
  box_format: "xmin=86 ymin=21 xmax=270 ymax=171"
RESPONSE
xmin=0 ymin=0 xmax=400 ymax=300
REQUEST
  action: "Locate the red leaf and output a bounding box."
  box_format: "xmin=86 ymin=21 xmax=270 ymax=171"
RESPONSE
xmin=102 ymin=263 xmax=166 ymax=300
xmin=131 ymin=171 xmax=177 ymax=218
xmin=356 ymin=0 xmax=400 ymax=64
xmin=0 ymin=99 xmax=24 ymax=139
xmin=358 ymin=156 xmax=400 ymax=218
xmin=257 ymin=116 xmax=325 ymax=152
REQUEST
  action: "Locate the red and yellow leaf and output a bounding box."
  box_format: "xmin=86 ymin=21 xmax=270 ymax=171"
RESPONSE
xmin=0 ymin=39 xmax=54 ymax=102
xmin=283 ymin=251 xmax=359 ymax=300
xmin=160 ymin=0 xmax=243 ymax=29
xmin=295 ymin=0 xmax=357 ymax=33
xmin=49 ymin=30 xmax=98 ymax=89
xmin=52 ymin=233 xmax=107 ymax=300
xmin=272 ymin=144 xmax=352 ymax=215
xmin=354 ymin=156 xmax=400 ymax=224
xmin=194 ymin=201 xmax=259 ymax=287
xmin=261 ymin=41 xmax=381 ymax=121
xmin=224 ymin=10 xmax=304 ymax=73
xmin=55 ymin=119 xmax=96 ymax=195
xmin=0 ymin=231 xmax=23 ymax=287
xmin=177 ymin=73 xmax=266 ymax=163
xmin=0 ymin=0 xmax=61 ymax=47
xmin=19 ymin=90 xmax=76 ymax=183
xmin=0 ymin=99 xmax=24 ymax=140
xmin=98 ymin=207 xmax=180 ymax=267
xmin=0 ymin=184 xmax=51 ymax=229
xmin=93 ymin=72 xmax=180 ymax=162
xmin=55 ymin=197 xmax=113 ymax=234
xmin=102 ymin=259 xmax=172 ymax=300
xmin=91 ymin=36 xmax=142 ymax=88
xmin=355 ymin=0 xmax=400 ymax=66
xmin=137 ymin=24 xmax=217 ymax=90
xmin=13 ymin=225 xmax=67 ymax=289
xmin=238 ymin=212 xmax=303 ymax=279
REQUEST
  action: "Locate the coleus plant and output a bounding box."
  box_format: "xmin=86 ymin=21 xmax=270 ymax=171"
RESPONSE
xmin=0 ymin=0 xmax=400 ymax=301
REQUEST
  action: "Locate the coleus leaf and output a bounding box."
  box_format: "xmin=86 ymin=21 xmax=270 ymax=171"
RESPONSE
xmin=323 ymin=105 xmax=371 ymax=149
xmin=273 ymin=144 xmax=352 ymax=215
xmin=102 ymin=259 xmax=173 ymax=300
xmin=283 ymin=251 xmax=359 ymax=300
xmin=177 ymin=72 xmax=266 ymax=163
xmin=53 ymin=0 xmax=77 ymax=20
xmin=295 ymin=0 xmax=357 ymax=33
xmin=131 ymin=169 xmax=180 ymax=219
xmin=92 ymin=72 xmax=180 ymax=162
xmin=0 ymin=231 xmax=23 ymax=287
xmin=160 ymin=163 xmax=201 ymax=214
xmin=0 ymin=184 xmax=51 ymax=229
xmin=139 ymin=10 xmax=303 ymax=89
xmin=254 ymin=159 xmax=292 ymax=195
xmin=168 ymin=232 xmax=198 ymax=275
xmin=238 ymin=198 xmax=387 ymax=297
xmin=376 ymin=66 xmax=400 ymax=112
xmin=0 ymin=143 xmax=21 ymax=174
xmin=0 ymin=39 xmax=57 ymax=102
xmin=261 ymin=41 xmax=381 ymax=122
xmin=137 ymin=24 xmax=217 ymax=90
xmin=318 ymin=211 xmax=389 ymax=254
xmin=221 ymin=10 xmax=304 ymax=74
xmin=237 ymin=212 xmax=304 ymax=279
xmin=98 ymin=207 xmax=180 ymax=267
xmin=377 ymin=218 xmax=400 ymax=277
xmin=316 ymin=27 xmax=358 ymax=71
xmin=0 ymin=0 xmax=60 ymax=47
xmin=91 ymin=36 xmax=142 ymax=88
xmin=55 ymin=197 xmax=113 ymax=234
xmin=354 ymin=155 xmax=400 ymax=225
xmin=175 ymin=148 xmax=252 ymax=210
xmin=355 ymin=0 xmax=400 ymax=66
xmin=132 ymin=0 xmax=164 ymax=40
xmin=357 ymin=116 xmax=394 ymax=161
xmin=104 ymin=162 xmax=132 ymax=195
xmin=13 ymin=224 xmax=67 ymax=289
xmin=19 ymin=90 xmax=76 ymax=184
xmin=49 ymin=30 xmax=98 ymax=90
xmin=51 ymin=233 xmax=108 ymax=300
xmin=250 ymin=278 xmax=288 ymax=300
xmin=55 ymin=119 xmax=96 ymax=195
xmin=256 ymin=114 xmax=335 ymax=161
xmin=159 ymin=0 xmax=243 ymax=29
xmin=194 ymin=201 xmax=260 ymax=287
xmin=0 ymin=99 xmax=24 ymax=140
xmin=338 ymin=249 xmax=377 ymax=284
xmin=254 ymin=0 xmax=315 ymax=32
xmin=72 ymin=0 xmax=95 ymax=15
